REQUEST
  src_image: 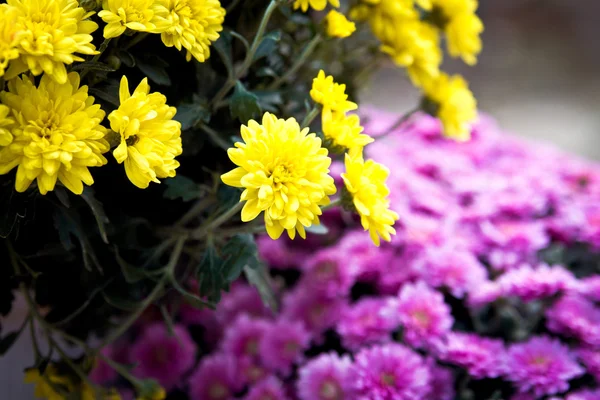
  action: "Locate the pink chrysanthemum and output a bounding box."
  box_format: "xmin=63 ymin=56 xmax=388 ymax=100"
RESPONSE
xmin=221 ymin=315 xmax=269 ymax=359
xmin=496 ymin=264 xmax=577 ymax=302
xmin=297 ymin=352 xmax=352 ymax=400
xmin=299 ymin=247 xmax=358 ymax=297
xmin=546 ymin=295 xmax=600 ymax=347
xmin=337 ymin=297 xmax=397 ymax=351
xmin=257 ymin=234 xmax=308 ymax=270
xmin=567 ymin=388 xmax=600 ymax=400
xmin=467 ymin=280 xmax=503 ymax=308
xmin=130 ymin=323 xmax=197 ymax=390
xmin=188 ymin=353 xmax=241 ymax=400
xmin=577 ymin=348 xmax=600 ymax=382
xmin=244 ymin=376 xmax=289 ymax=400
xmin=281 ymin=285 xmax=346 ymax=335
xmin=259 ymin=320 xmax=311 ymax=375
xmin=579 ymin=275 xmax=600 ymax=302
xmin=337 ymin=230 xmax=395 ymax=281
xmin=239 ymin=356 xmax=268 ymax=386
xmin=216 ymin=282 xmax=271 ymax=325
xmin=427 ymin=359 xmax=455 ymax=400
xmin=506 ymin=335 xmax=584 ymax=397
xmin=435 ymin=332 xmax=507 ymax=379
xmin=348 ymin=343 xmax=431 ymax=400
xmin=480 ymin=220 xmax=549 ymax=253
xmin=178 ymin=303 xmax=222 ymax=347
xmin=419 ymin=246 xmax=488 ymax=298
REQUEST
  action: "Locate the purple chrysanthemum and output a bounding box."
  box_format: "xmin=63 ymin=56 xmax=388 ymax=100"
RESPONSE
xmin=546 ymin=295 xmax=600 ymax=347
xmin=259 ymin=320 xmax=311 ymax=375
xmin=216 ymin=283 xmax=272 ymax=325
xmin=299 ymin=247 xmax=358 ymax=297
xmin=467 ymin=280 xmax=503 ymax=308
xmin=427 ymin=359 xmax=455 ymax=400
xmin=567 ymin=388 xmax=600 ymax=400
xmin=239 ymin=356 xmax=268 ymax=386
xmin=297 ymin=352 xmax=352 ymax=400
xmin=337 ymin=297 xmax=397 ymax=351
xmin=419 ymin=246 xmax=488 ymax=298
xmin=495 ymin=263 xmax=577 ymax=302
xmin=178 ymin=303 xmax=223 ymax=347
xmin=579 ymin=275 xmax=600 ymax=302
xmin=188 ymin=353 xmax=241 ymax=400
xmin=390 ymin=282 xmax=453 ymax=348
xmin=130 ymin=323 xmax=197 ymax=390
xmin=244 ymin=376 xmax=289 ymax=400
xmin=337 ymin=230 xmax=395 ymax=281
xmin=577 ymin=348 xmax=600 ymax=382
xmin=220 ymin=315 xmax=269 ymax=359
xmin=435 ymin=332 xmax=507 ymax=379
xmin=281 ymin=285 xmax=346 ymax=335
xmin=506 ymin=335 xmax=584 ymax=397
xmin=480 ymin=219 xmax=549 ymax=253
xmin=256 ymin=234 xmax=308 ymax=270
xmin=348 ymin=343 xmax=431 ymax=400
xmin=90 ymin=346 xmax=118 ymax=385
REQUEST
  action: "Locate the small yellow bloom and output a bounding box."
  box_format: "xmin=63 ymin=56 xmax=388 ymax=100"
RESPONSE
xmin=0 ymin=72 xmax=109 ymax=195
xmin=310 ymin=70 xmax=358 ymax=115
xmin=5 ymin=0 xmax=98 ymax=84
xmin=137 ymin=387 xmax=166 ymax=400
xmin=445 ymin=11 xmax=483 ymax=66
xmin=422 ymin=72 xmax=477 ymax=141
xmin=432 ymin=0 xmax=477 ymax=19
xmin=322 ymin=112 xmax=373 ymax=153
xmin=153 ymin=0 xmax=225 ymax=62
xmin=0 ymin=5 xmax=19 ymax=77
xmin=108 ymin=76 xmax=182 ymax=189
xmin=341 ymin=150 xmax=398 ymax=246
xmin=98 ymin=0 xmax=169 ymax=39
xmin=293 ymin=0 xmax=340 ymax=12
xmin=325 ymin=10 xmax=356 ymax=38
xmin=352 ymin=0 xmax=417 ymax=43
xmin=0 ymin=104 xmax=14 ymax=147
xmin=24 ymin=365 xmax=72 ymax=400
xmin=221 ymin=112 xmax=336 ymax=240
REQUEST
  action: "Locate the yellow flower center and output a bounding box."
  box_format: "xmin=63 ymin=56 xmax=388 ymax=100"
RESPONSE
xmin=320 ymin=381 xmax=342 ymax=400
xmin=381 ymin=372 xmax=396 ymax=386
xmin=270 ymin=164 xmax=293 ymax=184
xmin=209 ymin=383 xmax=228 ymax=399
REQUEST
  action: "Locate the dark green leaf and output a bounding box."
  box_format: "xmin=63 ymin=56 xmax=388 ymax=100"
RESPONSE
xmin=229 ymin=81 xmax=261 ymax=123
xmin=253 ymin=31 xmax=281 ymax=62
xmin=71 ymin=62 xmax=115 ymax=72
xmin=244 ymin=264 xmax=277 ymax=311
xmin=254 ymin=90 xmax=283 ymax=113
xmin=197 ymin=243 xmax=224 ymax=303
xmin=163 ymin=176 xmax=202 ymax=202
xmin=89 ymin=86 xmax=119 ymax=107
xmin=101 ymin=290 xmax=145 ymax=311
xmin=136 ymin=55 xmax=171 ymax=86
xmin=213 ymin=31 xmax=233 ymax=79
xmin=175 ymin=103 xmax=211 ymax=130
xmin=115 ymin=248 xmax=146 ymax=283
xmin=216 ymin=185 xmax=241 ymax=212
xmin=116 ymin=49 xmax=136 ymax=67
xmin=54 ymin=186 xmax=70 ymax=208
xmin=53 ymin=209 xmax=103 ymax=272
xmin=81 ymin=187 xmax=110 ymax=244
xmin=221 ymin=234 xmax=260 ymax=281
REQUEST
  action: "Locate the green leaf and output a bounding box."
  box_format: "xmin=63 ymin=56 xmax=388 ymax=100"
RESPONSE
xmin=229 ymin=81 xmax=261 ymax=123
xmin=197 ymin=242 xmax=224 ymax=303
xmin=135 ymin=55 xmax=171 ymax=86
xmin=216 ymin=185 xmax=241 ymax=212
xmin=221 ymin=234 xmax=260 ymax=281
xmin=306 ymin=223 xmax=328 ymax=235
xmin=115 ymin=248 xmax=147 ymax=283
xmin=175 ymin=103 xmax=211 ymax=130
xmin=253 ymin=31 xmax=281 ymax=62
xmin=163 ymin=176 xmax=202 ymax=202
xmin=81 ymin=187 xmax=110 ymax=244
xmin=71 ymin=61 xmax=115 ymax=72
xmin=53 ymin=209 xmax=103 ymax=272
xmin=254 ymin=90 xmax=283 ymax=113
xmin=0 ymin=188 xmax=30 ymax=239
xmin=244 ymin=264 xmax=277 ymax=311
xmin=116 ymin=49 xmax=136 ymax=67
xmin=101 ymin=290 xmax=145 ymax=311
xmin=213 ymin=31 xmax=233 ymax=79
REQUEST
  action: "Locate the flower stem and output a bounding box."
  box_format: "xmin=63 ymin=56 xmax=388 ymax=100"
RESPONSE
xmin=199 ymin=123 xmax=231 ymax=150
xmin=320 ymin=197 xmax=341 ymax=212
xmin=210 ymin=0 xmax=280 ymax=110
xmin=379 ymin=107 xmax=419 ymax=138
xmin=80 ymin=38 xmax=112 ymax=79
xmin=301 ymin=105 xmax=321 ymax=128
xmin=192 ymin=201 xmax=244 ymax=240
xmin=268 ymin=33 xmax=323 ymax=90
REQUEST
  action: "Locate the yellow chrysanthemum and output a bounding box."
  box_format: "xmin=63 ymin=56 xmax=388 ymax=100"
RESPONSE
xmin=341 ymin=150 xmax=398 ymax=246
xmin=221 ymin=112 xmax=336 ymax=240
xmin=0 ymin=72 xmax=109 ymax=195
xmin=98 ymin=0 xmax=169 ymax=39
xmin=422 ymin=72 xmax=477 ymax=141
xmin=153 ymin=0 xmax=225 ymax=62
xmin=310 ymin=70 xmax=358 ymax=115
xmin=325 ymin=10 xmax=356 ymax=38
xmin=432 ymin=0 xmax=476 ymax=18
xmin=24 ymin=365 xmax=72 ymax=400
xmin=109 ymin=76 xmax=182 ymax=189
xmin=0 ymin=5 xmax=19 ymax=77
xmin=351 ymin=0 xmax=417 ymax=43
xmin=322 ymin=112 xmax=373 ymax=153
xmin=444 ymin=11 xmax=483 ymax=66
xmin=293 ymin=0 xmax=340 ymax=12
xmin=380 ymin=19 xmax=441 ymax=86
xmin=0 ymin=105 xmax=14 ymax=147
xmin=5 ymin=0 xmax=98 ymax=84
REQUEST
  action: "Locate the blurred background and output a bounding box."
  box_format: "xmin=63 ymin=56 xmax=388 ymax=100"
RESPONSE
xmin=362 ymin=0 xmax=600 ymax=160
xmin=3 ymin=0 xmax=600 ymax=398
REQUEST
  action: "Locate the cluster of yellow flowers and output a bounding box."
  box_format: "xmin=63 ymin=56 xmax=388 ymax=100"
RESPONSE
xmin=222 ymin=70 xmax=398 ymax=246
xmin=351 ymin=0 xmax=482 ymax=140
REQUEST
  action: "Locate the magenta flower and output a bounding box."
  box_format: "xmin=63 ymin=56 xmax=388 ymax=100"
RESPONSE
xmin=216 ymin=282 xmax=271 ymax=325
xmin=256 ymin=234 xmax=308 ymax=270
xmin=390 ymin=282 xmax=453 ymax=348
xmin=244 ymin=376 xmax=289 ymax=400
xmin=259 ymin=319 xmax=311 ymax=375
xmin=480 ymin=220 xmax=549 ymax=253
xmin=427 ymin=359 xmax=455 ymax=400
xmin=239 ymin=356 xmax=268 ymax=386
xmin=435 ymin=332 xmax=507 ymax=379
xmin=281 ymin=285 xmax=346 ymax=335
xmin=188 ymin=353 xmax=241 ymax=400
xmin=299 ymin=247 xmax=358 ymax=297
xmin=178 ymin=303 xmax=222 ymax=347
xmin=90 ymin=346 xmax=118 ymax=385
xmin=348 ymin=343 xmax=431 ymax=400
xmin=467 ymin=280 xmax=503 ymax=308
xmin=506 ymin=335 xmax=584 ymax=397
xmin=337 ymin=297 xmax=397 ymax=351
xmin=496 ymin=264 xmax=577 ymax=302
xmin=130 ymin=323 xmax=197 ymax=390
xmin=297 ymin=352 xmax=352 ymax=400
xmin=220 ymin=315 xmax=269 ymax=359
xmin=546 ymin=295 xmax=600 ymax=347
xmin=576 ymin=348 xmax=600 ymax=382
xmin=337 ymin=230 xmax=395 ymax=281
xmin=567 ymin=389 xmax=600 ymax=400
xmin=579 ymin=275 xmax=600 ymax=301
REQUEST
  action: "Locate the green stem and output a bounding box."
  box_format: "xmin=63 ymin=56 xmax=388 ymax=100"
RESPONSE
xmin=210 ymin=0 xmax=280 ymax=110
xmin=301 ymin=105 xmax=321 ymax=128
xmin=320 ymin=197 xmax=341 ymax=212
xmin=192 ymin=201 xmax=244 ymax=240
xmin=268 ymin=33 xmax=323 ymax=90
xmin=174 ymin=196 xmax=216 ymax=228
xmin=379 ymin=107 xmax=419 ymax=138
xmin=124 ymin=32 xmax=149 ymax=51
xmin=97 ymin=352 xmax=142 ymax=388
xmin=226 ymin=0 xmax=243 ymax=13
xmin=199 ymin=123 xmax=231 ymax=151
xmin=80 ymin=38 xmax=112 ymax=79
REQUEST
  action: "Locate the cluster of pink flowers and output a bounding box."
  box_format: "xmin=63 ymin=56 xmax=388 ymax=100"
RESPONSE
xmin=94 ymin=110 xmax=600 ymax=399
